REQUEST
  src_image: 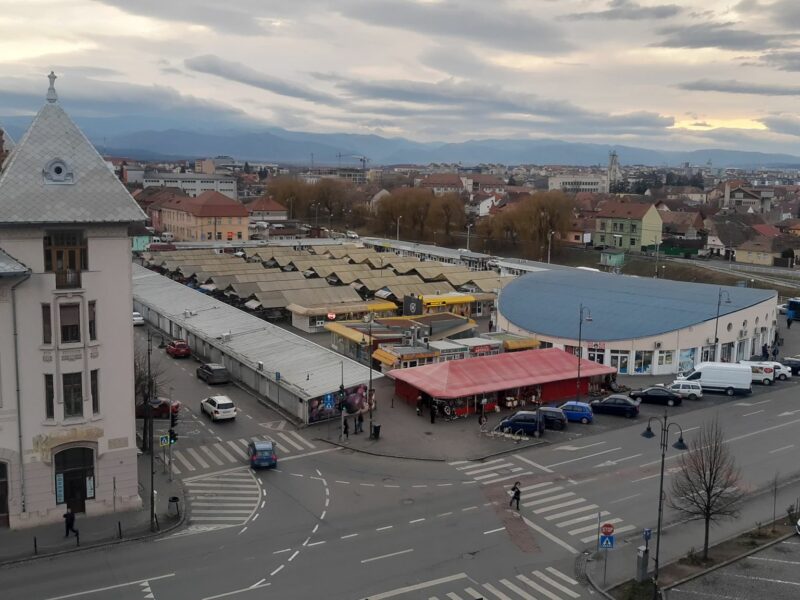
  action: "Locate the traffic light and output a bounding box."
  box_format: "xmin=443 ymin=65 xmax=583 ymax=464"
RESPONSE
xmin=338 ymin=385 xmax=346 ymax=411
xmin=169 ymin=428 xmax=177 ymax=444
xmin=170 ymin=410 xmax=179 ymax=428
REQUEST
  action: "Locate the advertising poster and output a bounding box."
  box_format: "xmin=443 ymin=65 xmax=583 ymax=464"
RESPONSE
xmin=55 ymin=473 xmax=64 ymax=504
xmin=679 ymin=348 xmax=696 ymax=374
xmin=308 ymin=383 xmax=370 ymax=424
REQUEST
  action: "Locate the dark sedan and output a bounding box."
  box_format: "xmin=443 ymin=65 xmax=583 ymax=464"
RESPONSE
xmin=629 ymin=386 xmax=682 ymax=407
xmin=590 ymin=395 xmax=640 ymax=418
xmin=781 ymin=355 xmax=800 ymax=376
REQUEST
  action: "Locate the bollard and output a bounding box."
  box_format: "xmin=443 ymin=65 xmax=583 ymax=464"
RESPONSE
xmin=33 ymin=536 xmax=38 ymax=555
xmin=118 ymin=521 xmax=123 ymax=539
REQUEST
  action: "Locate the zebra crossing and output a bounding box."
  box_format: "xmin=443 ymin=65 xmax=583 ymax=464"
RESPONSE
xmin=182 ymin=470 xmax=262 ymax=533
xmin=168 ymin=430 xmax=316 ymax=475
xmin=450 ymin=459 xmax=636 ymax=546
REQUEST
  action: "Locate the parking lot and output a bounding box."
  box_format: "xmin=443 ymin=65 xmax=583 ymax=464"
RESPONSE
xmin=670 ymin=537 xmax=800 ymax=600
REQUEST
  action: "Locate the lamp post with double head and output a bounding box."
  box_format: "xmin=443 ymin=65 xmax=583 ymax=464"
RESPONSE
xmin=712 ymin=288 xmax=732 ymax=361
xmin=641 ymin=412 xmax=688 ymax=599
xmin=576 ymin=304 xmax=592 ymax=403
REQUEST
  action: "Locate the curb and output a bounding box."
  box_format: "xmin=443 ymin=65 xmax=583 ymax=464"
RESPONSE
xmin=0 ymin=487 xmax=187 ymax=568
xmin=584 ymin=558 xmax=617 ymax=600
xmin=316 ymin=438 xmax=446 ymax=462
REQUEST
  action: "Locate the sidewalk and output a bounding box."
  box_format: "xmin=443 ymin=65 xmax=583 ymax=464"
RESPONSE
xmin=0 ymin=449 xmax=185 ymax=564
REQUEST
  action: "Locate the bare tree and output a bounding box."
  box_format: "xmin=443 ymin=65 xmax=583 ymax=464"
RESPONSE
xmin=133 ymin=341 xmax=170 ymax=452
xmin=670 ymin=419 xmax=743 ymax=560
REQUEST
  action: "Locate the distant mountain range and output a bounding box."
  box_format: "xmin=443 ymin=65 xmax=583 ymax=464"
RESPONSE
xmin=3 ymin=116 xmax=800 ymax=168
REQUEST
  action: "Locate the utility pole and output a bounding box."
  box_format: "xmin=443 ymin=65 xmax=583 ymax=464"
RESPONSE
xmin=146 ymin=330 xmax=156 ymax=532
xmin=466 ymin=223 xmax=473 ymax=251
xmin=547 ymin=230 xmax=554 ymax=264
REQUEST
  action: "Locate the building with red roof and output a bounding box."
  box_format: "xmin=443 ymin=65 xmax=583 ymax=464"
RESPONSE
xmin=158 ymin=190 xmax=249 ymax=241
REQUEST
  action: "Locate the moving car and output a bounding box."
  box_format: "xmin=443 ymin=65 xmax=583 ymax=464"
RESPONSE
xmin=196 ymin=363 xmax=230 ymax=384
xmin=590 ymin=395 xmax=640 ymax=418
xmin=558 ymin=401 xmax=594 ymax=424
xmin=165 ymin=340 xmax=191 ymax=358
xmin=247 ymin=440 xmax=278 ymax=469
xmin=778 ymin=303 xmax=788 ymax=315
xmin=132 ymin=312 xmax=145 ymax=326
xmin=677 ymin=362 xmax=752 ymax=396
xmin=630 ymin=386 xmax=683 ymax=407
xmin=666 ymin=381 xmax=703 ymax=400
xmin=135 ymin=398 xmax=181 ymax=419
xmin=781 ymin=355 xmax=800 ymax=375
xmin=200 ymin=395 xmax=237 ymax=421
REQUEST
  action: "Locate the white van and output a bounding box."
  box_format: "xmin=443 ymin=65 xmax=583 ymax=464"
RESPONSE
xmin=739 ymin=361 xmax=776 ymax=386
xmin=677 ymin=362 xmax=752 ymax=396
xmin=161 ymin=232 xmax=175 ymax=242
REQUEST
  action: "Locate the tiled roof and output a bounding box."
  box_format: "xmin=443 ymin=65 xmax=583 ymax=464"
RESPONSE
xmin=0 ymin=247 xmax=29 ymax=275
xmin=595 ymin=201 xmax=654 ymax=220
xmin=0 ymin=99 xmax=146 ymax=224
xmin=158 ymin=190 xmax=249 ymax=217
xmin=246 ymin=195 xmax=287 ymax=213
xmin=136 ymin=187 xmax=188 ymax=209
xmin=751 ymin=223 xmax=781 ymax=238
xmin=420 ymin=173 xmax=462 ymax=186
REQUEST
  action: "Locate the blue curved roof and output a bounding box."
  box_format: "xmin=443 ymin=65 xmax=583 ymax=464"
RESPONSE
xmin=499 ymin=269 xmax=776 ymax=342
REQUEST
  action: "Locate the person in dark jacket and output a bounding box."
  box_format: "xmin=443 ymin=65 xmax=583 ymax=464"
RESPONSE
xmin=509 ymin=482 xmax=521 ymax=510
xmin=342 ymin=418 xmax=349 ymax=440
xmin=762 ymin=344 xmax=769 ymax=360
xmin=63 ymin=507 xmax=78 ymax=537
xmin=356 ymin=412 xmax=364 ymax=434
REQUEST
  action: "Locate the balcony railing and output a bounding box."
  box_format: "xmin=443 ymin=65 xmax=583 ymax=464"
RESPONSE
xmin=55 ymin=270 xmax=81 ymax=289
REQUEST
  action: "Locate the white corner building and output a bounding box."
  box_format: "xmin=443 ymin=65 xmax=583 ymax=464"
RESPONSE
xmin=0 ymin=73 xmax=145 ymax=528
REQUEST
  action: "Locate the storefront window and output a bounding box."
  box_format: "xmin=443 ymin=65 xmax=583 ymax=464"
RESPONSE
xmin=634 ymin=351 xmax=653 ymax=374
xmin=679 ymin=348 xmax=696 ymax=373
xmin=657 ymin=351 xmax=674 ymax=366
xmin=588 ymin=348 xmax=604 ymax=364
xmin=54 ymin=447 xmax=95 ymax=513
xmin=721 ymin=342 xmax=735 ymax=362
xmin=609 ymin=350 xmax=629 ymax=374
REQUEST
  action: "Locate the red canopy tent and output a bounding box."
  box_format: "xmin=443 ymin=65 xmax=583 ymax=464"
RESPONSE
xmin=389 ymin=348 xmax=616 ymax=405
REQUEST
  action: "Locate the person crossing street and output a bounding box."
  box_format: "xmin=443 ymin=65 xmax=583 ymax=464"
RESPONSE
xmin=509 ymin=481 xmax=521 ymax=510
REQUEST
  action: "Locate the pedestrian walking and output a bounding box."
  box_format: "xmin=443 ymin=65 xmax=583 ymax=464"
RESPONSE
xmin=788 ymin=317 xmax=793 ymax=329
xmin=343 ymin=418 xmax=349 ymax=440
xmin=762 ymin=344 xmax=769 ymax=360
xmin=430 ymin=400 xmax=436 ymax=424
xmin=772 ymin=345 xmax=779 ymax=360
xmin=356 ymin=412 xmax=364 ymax=434
xmin=509 ymin=481 xmax=521 ymax=510
xmin=488 ymin=318 xmax=494 ymax=332
xmin=63 ymin=507 xmax=78 ymax=537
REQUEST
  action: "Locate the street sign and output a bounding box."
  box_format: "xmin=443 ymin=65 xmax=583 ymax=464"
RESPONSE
xmin=159 ymin=435 xmax=169 ymax=447
xmin=643 ymin=528 xmax=652 ymax=542
xmin=323 ymin=393 xmax=335 ymax=409
xmin=599 ymin=534 xmax=615 ymax=549
xmin=601 ymin=522 xmax=615 ymax=536
xmin=327 ymin=312 xmax=336 ymax=320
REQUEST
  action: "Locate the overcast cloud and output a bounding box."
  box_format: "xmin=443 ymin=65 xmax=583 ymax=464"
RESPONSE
xmin=2 ymin=0 xmax=800 ymax=154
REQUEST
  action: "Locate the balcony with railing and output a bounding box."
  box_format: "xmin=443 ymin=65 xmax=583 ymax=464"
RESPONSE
xmin=55 ymin=270 xmax=82 ymax=289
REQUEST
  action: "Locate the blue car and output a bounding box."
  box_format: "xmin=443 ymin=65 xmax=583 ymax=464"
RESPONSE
xmin=558 ymin=401 xmax=594 ymax=424
xmin=248 ymin=440 xmax=278 ymax=469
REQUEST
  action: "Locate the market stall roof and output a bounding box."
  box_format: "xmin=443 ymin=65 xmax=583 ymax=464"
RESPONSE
xmin=388 ymin=348 xmax=615 ymax=399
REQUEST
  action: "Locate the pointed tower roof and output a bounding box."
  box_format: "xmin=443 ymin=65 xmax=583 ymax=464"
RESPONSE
xmin=0 ymin=73 xmax=146 ymax=225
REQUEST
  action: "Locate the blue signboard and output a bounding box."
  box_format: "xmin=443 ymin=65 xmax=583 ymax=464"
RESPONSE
xmin=643 ymin=528 xmax=652 ymax=542
xmin=323 ymin=393 xmax=335 ymax=409
xmin=599 ymin=534 xmax=615 ymax=549
xmin=55 ymin=473 xmax=64 ymax=504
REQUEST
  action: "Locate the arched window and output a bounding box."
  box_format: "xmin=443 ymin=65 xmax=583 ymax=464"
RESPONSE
xmin=54 ymin=447 xmax=95 ymax=513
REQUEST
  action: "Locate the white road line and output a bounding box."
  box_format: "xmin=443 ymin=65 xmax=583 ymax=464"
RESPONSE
xmin=385 ymin=484 xmax=401 ymax=488
xmin=413 ymin=484 xmax=428 ymax=488
xmin=481 ymin=472 xmax=533 ymax=485
xmin=596 ymin=453 xmax=642 ymax=467
xmin=557 ymin=441 xmax=607 ymax=451
xmin=186 ymin=482 xmax=254 ymax=489
xmin=522 ymin=492 xmax=575 ymax=508
xmin=307 ymin=540 xmax=326 ymax=547
xmin=42 ymin=574 xmax=176 ymax=600
xmin=522 ymin=516 xmax=578 ymax=554
xmin=546 ymin=567 xmax=579 ymax=586
xmin=533 ymin=571 xmax=581 ymax=598
xmin=189 ymin=516 xmax=251 ymax=522
xmin=265 ymin=437 xmax=289 ymax=453
xmin=676 ymin=426 xmax=699 ymax=435
xmin=610 ymin=493 xmax=641 ymax=504
xmin=250 ymin=579 xmax=266 ymax=588
xmin=544 ymin=504 xmax=599 ymax=521
xmin=569 ymin=518 xmax=621 ymax=535
xmin=499 ymin=578 xmax=536 ymax=600
xmin=186 ymin=447 xmax=210 ymax=469
xmin=770 ymin=444 xmax=795 ymax=454
xmin=360 ymin=483 xmax=376 ymax=487
xmin=518 ymin=482 xmax=554 ymax=493
xmin=473 ymin=472 xmax=500 ymax=481
xmin=519 ymin=486 xmax=564 ymax=501
xmin=277 ymin=431 xmax=305 ymax=451
xmin=409 ymin=518 xmax=426 ymax=524
xmin=260 ymin=500 xmax=265 ymax=509
xmin=546 ymin=447 xmax=622 ymax=469
xmin=457 ymin=458 xmax=505 ymax=470
xmin=437 ymin=483 xmax=453 ymax=487
xmin=482 ymin=582 xmax=513 ymax=600
xmin=464 ymin=588 xmax=483 ymax=599
xmin=270 ymin=565 xmax=284 ymax=576
xmin=192 ymin=509 xmax=253 ymax=515
xmin=361 ymin=548 xmax=414 ymax=563
xmin=290 ymin=430 xmax=316 ymax=449
xmin=361 ymin=574 xmax=469 ymax=600
xmin=731 ymin=573 xmax=800 ymax=586
xmin=462 ymin=506 xmax=478 ymax=512
xmin=201 ymin=583 xmax=271 ymax=600
xmin=556 ymin=511 xmax=609 ymax=528
xmin=173 ymin=451 xmax=196 ymax=472
xmin=533 ymin=498 xmax=587 ymax=514
xmin=514 ymin=454 xmax=554 ymax=473
xmin=376 ymin=525 xmax=394 ymax=531
xmin=464 ymin=463 xmax=513 ymax=475
xmin=612 ymin=524 xmax=636 ymax=535
xmin=341 ymin=533 xmax=358 ymax=539
xmin=335 ymin=480 xmax=351 ymax=484
xmin=484 ymin=527 xmax=505 ymax=535
xmin=238 ymin=527 xmax=247 ymax=535
xmin=212 ymin=443 xmax=236 ymax=462
xmin=749 ymin=556 xmax=800 ymax=565
xmin=743 ymin=410 xmax=765 ymax=417
xmin=448 ymin=460 xmax=469 ymax=466
xmin=437 ymin=512 xmax=453 ymax=518
xmin=200 ymin=446 xmax=224 ymax=466
xmin=225 ymin=440 xmax=249 ymax=460
xmin=632 ymin=473 xmax=662 ymax=483
xmin=446 ymin=593 xmax=463 ymax=600
xmin=517 ymin=574 xmax=561 ymax=600
xmin=288 ymin=550 xmax=299 ymax=562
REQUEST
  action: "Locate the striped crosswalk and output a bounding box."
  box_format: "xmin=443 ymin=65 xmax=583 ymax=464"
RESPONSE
xmin=168 ymin=431 xmax=316 ymax=475
xmin=184 ymin=470 xmax=262 ymax=532
xmin=450 ymin=459 xmax=636 ymax=546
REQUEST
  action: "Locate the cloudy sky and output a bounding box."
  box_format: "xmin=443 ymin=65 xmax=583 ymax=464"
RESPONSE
xmin=3 ymin=0 xmax=800 ymax=153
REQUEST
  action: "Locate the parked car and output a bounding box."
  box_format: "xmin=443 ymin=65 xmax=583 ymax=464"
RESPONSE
xmin=498 ymin=411 xmax=544 ymax=436
xmin=590 ymin=395 xmax=640 ymax=418
xmin=778 ymin=303 xmax=788 ymax=315
xmin=537 ymin=406 xmax=568 ymax=430
xmin=677 ymin=362 xmax=752 ymax=396
xmin=764 ymin=361 xmax=791 ymax=381
xmin=781 ymin=355 xmax=800 ymax=375
xmin=135 ymin=398 xmax=181 ymax=419
xmin=165 ymin=340 xmax=191 ymax=358
xmin=665 ymin=381 xmax=703 ymax=400
xmin=558 ymin=401 xmax=594 ymax=424
xmin=200 ymin=395 xmax=237 ymax=421
xmin=132 ymin=312 xmax=145 ymax=326
xmin=248 ymin=440 xmax=278 ymax=469
xmin=739 ymin=361 xmax=776 ymax=386
xmin=196 ymin=363 xmax=230 ymax=384
xmin=630 ymin=386 xmax=683 ymax=407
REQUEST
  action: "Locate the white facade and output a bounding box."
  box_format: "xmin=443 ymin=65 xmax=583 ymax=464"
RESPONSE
xmin=548 ymin=174 xmax=609 ymax=194
xmin=143 ymin=173 xmax=238 ymax=200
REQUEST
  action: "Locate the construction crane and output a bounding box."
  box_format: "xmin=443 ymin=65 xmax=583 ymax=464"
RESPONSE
xmin=336 ymin=153 xmax=371 ymax=170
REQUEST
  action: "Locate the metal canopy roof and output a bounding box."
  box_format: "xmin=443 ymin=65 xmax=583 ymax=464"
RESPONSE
xmin=132 ymin=264 xmax=378 ymax=399
xmin=500 ymin=269 xmax=777 ymax=342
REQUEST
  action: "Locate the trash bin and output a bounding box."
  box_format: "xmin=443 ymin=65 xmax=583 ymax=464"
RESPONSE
xmin=168 ymin=496 xmax=181 ymax=518
xmin=371 ymin=423 xmax=381 ymax=440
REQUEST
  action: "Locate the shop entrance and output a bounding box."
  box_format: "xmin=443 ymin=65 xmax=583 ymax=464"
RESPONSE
xmin=55 ymin=447 xmax=95 ymax=514
xmin=0 ymin=462 xmax=8 ymax=527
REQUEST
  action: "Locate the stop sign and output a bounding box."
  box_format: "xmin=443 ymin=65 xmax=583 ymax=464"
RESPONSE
xmin=601 ymin=523 xmax=615 ymax=536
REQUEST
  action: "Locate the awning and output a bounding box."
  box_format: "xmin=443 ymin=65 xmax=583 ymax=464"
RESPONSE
xmin=503 ymin=338 xmax=540 ymax=351
xmin=244 ymin=299 xmax=261 ymax=310
xmin=372 ymin=348 xmax=398 ymax=366
xmin=367 ymin=300 xmax=398 ymax=313
xmin=285 ymin=301 xmax=372 ymax=317
xmin=388 ymin=348 xmax=615 ymax=399
xmin=325 ymin=322 xmax=371 ymax=343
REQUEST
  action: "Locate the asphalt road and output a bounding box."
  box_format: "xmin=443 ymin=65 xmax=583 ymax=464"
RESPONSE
xmin=3 ymin=329 xmax=800 ymax=600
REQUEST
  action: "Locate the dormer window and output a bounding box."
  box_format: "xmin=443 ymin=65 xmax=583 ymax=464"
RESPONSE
xmin=43 ymin=158 xmax=74 ymax=184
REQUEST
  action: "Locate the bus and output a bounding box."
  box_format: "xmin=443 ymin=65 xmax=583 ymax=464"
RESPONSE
xmin=787 ymin=298 xmax=800 ymax=322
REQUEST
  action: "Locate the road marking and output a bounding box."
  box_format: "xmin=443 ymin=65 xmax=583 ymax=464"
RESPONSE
xmin=514 ymin=454 xmax=553 ymax=473
xmin=335 ymin=480 xmax=351 ymax=484
xmin=519 ymin=482 xmax=554 ymax=492
xmin=376 ymin=525 xmax=394 ymax=531
xmin=546 ymin=447 xmax=622 ymax=469
xmin=517 ymin=574 xmax=561 ymax=600
xmin=595 ymin=453 xmax=642 ymax=468
xmin=173 ymin=451 xmax=196 ymax=472
xmin=260 ymin=500 xmax=265 ymax=508
xmin=522 ymin=516 xmax=578 ymax=554
xmin=462 ymin=506 xmax=478 ymax=512
xmin=533 ymin=498 xmax=586 ymax=514
xmin=413 ymin=484 xmax=428 ymax=488
xmin=557 ymin=511 xmax=609 ymax=528
xmin=277 ymin=431 xmax=305 ymax=451
xmin=42 ymin=574 xmax=176 ymax=600
xmin=569 ymin=518 xmax=621 ymax=535
xmin=250 ymin=579 xmax=266 ymax=588
xmin=484 ymin=527 xmax=506 ymax=535
xmin=360 ymin=483 xmax=376 ymax=487
xmin=437 ymin=483 xmax=453 ymax=487
xmin=341 ymin=533 xmax=358 ymax=539
xmin=201 ymin=583 xmax=271 ymax=599
xmin=482 ymin=582 xmax=513 ymax=600
xmin=361 ymin=574 xmax=468 ymax=600
xmin=499 ymin=578 xmax=536 ymax=600
xmin=742 ymin=410 xmax=765 ymax=417
xmin=271 ymin=565 xmax=284 ymax=576
xmin=312 ymin=524 xmax=319 ymax=533
xmin=465 ymin=463 xmax=514 ymax=475
xmin=449 ymin=460 xmax=469 ymax=466
xmin=437 ymin=512 xmax=453 ymax=518
xmin=288 ymin=550 xmax=299 ymax=562
xmin=307 ymin=540 xmax=326 ymax=547
xmin=482 ymin=472 xmax=533 ymax=485
xmin=731 ymin=573 xmax=800 ymax=586
xmin=632 ymin=473 xmax=662 ymax=483
xmin=278 ymin=447 xmax=341 ymax=462
xmin=464 ymin=588 xmax=483 ymax=599
xmin=770 ymin=444 xmax=795 ymax=454
xmin=273 ymin=548 xmax=292 ymax=554
xmin=457 ymin=458 xmax=505 ymax=470
xmin=225 ymin=440 xmax=248 ymax=460
xmin=252 ymin=514 xmax=259 ymax=522
xmin=290 ymin=430 xmax=316 ymax=449
xmin=545 ymin=504 xmax=600 ymax=521
xmin=734 ymin=399 xmax=772 ymax=407
xmin=533 ymin=571 xmax=581 ymax=598
xmin=610 ymin=493 xmax=641 ymax=504
xmin=385 ymin=484 xmax=401 ymax=488
xmin=320 ymin=510 xmax=326 ymax=520
xmin=522 ymin=492 xmax=574 ymax=508
xmin=238 ymin=526 xmax=248 ymax=534
xmin=676 ymin=426 xmax=699 ymax=435
xmin=361 ymin=548 xmax=414 ymax=563
xmin=212 ymin=443 xmax=236 ymax=462
xmin=446 ymin=593 xmax=463 ymax=600
xmin=517 ymin=486 xmax=563 ymax=500
xmin=186 ymin=447 xmax=210 ymax=469
xmin=291 ymin=473 xmax=304 ymax=478
xmin=748 ymin=556 xmax=800 ymax=565
xmin=555 ymin=441 xmax=607 ymax=452
xmin=473 ymin=472 xmax=500 ymax=481
xmin=546 ymin=567 xmax=579 ymax=586
xmin=409 ymin=518 xmax=426 ymax=524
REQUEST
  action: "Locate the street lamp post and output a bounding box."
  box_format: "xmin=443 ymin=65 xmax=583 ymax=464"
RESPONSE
xmin=396 ymin=216 xmax=402 ymax=241
xmin=547 ymin=230 xmax=555 ymax=264
xmin=576 ymin=304 xmax=592 ymax=403
xmin=360 ymin=315 xmax=375 ymax=437
xmin=466 ymin=224 xmax=473 ymax=251
xmin=641 ymin=412 xmax=689 ymax=600
xmin=712 ymin=288 xmax=732 ymax=361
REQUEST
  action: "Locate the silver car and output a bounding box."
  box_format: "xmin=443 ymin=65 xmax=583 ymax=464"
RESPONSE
xmin=666 ymin=381 xmax=703 ymax=400
xmin=200 ymin=395 xmax=237 ymax=421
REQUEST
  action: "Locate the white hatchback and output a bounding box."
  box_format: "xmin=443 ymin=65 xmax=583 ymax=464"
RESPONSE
xmin=200 ymin=395 xmax=237 ymax=421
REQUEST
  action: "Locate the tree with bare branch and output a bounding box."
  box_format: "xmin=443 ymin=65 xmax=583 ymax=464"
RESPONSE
xmin=669 ymin=419 xmax=743 ymax=560
xmin=133 ymin=340 xmax=170 ymax=452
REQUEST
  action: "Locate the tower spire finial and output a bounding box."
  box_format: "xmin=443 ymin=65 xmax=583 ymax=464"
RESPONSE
xmin=46 ymin=71 xmax=58 ymax=103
